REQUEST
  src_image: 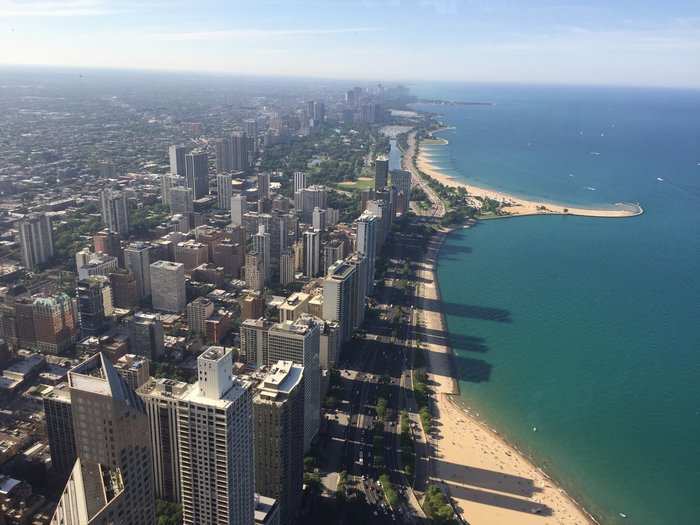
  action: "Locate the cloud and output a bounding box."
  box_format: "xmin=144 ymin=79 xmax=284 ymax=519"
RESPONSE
xmin=148 ymin=27 xmax=380 ymax=42
xmin=0 ymin=0 xmax=115 ymax=17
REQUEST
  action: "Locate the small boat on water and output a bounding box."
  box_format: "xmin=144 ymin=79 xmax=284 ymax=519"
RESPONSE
xmin=590 ymin=151 xmax=601 ymax=156
xmin=586 ymin=186 xmax=597 ymax=191
xmin=657 ymin=177 xmax=664 ymax=182
xmin=619 ymin=512 xmax=628 ymax=518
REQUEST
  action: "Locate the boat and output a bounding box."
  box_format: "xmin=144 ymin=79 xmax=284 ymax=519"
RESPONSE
xmin=590 ymin=151 xmax=601 ymax=156
xmin=657 ymin=177 xmax=664 ymax=182
xmin=619 ymin=513 xmax=628 ymax=518
xmin=586 ymin=186 xmax=597 ymax=191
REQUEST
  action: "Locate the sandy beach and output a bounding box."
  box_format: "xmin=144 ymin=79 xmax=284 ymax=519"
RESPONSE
xmin=414 ymin=230 xmax=597 ymax=525
xmin=412 ymin=132 xmax=642 ymax=218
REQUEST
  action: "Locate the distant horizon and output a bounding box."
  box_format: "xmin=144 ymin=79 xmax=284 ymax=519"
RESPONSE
xmin=3 ymin=63 xmax=700 ymax=93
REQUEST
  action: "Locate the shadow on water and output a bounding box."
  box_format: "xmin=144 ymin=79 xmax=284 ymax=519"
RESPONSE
xmin=418 ymin=297 xmax=513 ymax=323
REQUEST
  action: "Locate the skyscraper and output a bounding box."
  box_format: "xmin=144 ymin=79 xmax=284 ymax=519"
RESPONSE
xmin=185 ymin=151 xmax=209 ymax=199
xmin=161 ymin=174 xmax=183 ymax=207
xmin=18 ymin=213 xmax=54 ymax=269
xmin=254 ymin=361 xmax=305 ymax=525
xmin=390 ymin=169 xmax=412 ymax=215
xmin=356 ymin=211 xmax=378 ymax=295
xmin=267 ymin=316 xmax=321 ymax=451
xmin=177 ymin=347 xmax=254 ymax=525
xmin=76 ymin=277 xmax=110 ymax=337
xmin=215 ymin=137 xmax=234 ymax=173
xmin=100 ymin=189 xmax=130 ymax=237
xmin=312 ymin=207 xmax=326 ymax=232
xmin=137 ymin=377 xmax=193 ymax=503
xmin=186 ymin=297 xmax=214 ymax=335
xmin=257 ymin=172 xmax=271 ymax=200
xmin=33 ymin=293 xmax=79 ymax=354
xmin=170 ymin=186 xmax=194 ymax=216
xmin=240 ymin=317 xmax=272 ymax=365
xmin=128 ymin=311 xmax=164 ymax=360
xmin=231 ymin=132 xmax=249 ymax=171
xmin=231 ymin=194 xmax=248 ymax=227
xmin=169 ymin=145 xmax=188 ymax=175
xmin=254 ymin=225 xmax=271 ymax=284
xmin=245 ymin=252 xmax=265 ymax=292
xmin=322 ymin=260 xmax=358 ymax=343
xmin=50 ymin=353 xmax=155 ymax=525
xmin=303 ymin=230 xmax=321 ymax=278
xmin=293 ymin=171 xmax=307 ymax=194
xmin=42 ymin=384 xmax=76 ymax=478
xmin=124 ymin=242 xmax=151 ymax=300
xmin=217 ymin=172 xmax=233 ymax=210
xmin=374 ymin=156 xmax=389 ymax=190
xmin=150 ymin=261 xmax=186 ymax=313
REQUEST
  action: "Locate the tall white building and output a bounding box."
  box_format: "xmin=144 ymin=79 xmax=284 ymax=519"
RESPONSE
xmin=356 ymin=211 xmax=378 ymax=295
xmin=150 ymin=261 xmax=186 ymax=313
xmin=124 ymin=242 xmax=151 ymax=300
xmin=322 ymin=259 xmax=358 ymax=343
xmin=18 ymin=213 xmax=54 ymax=269
xmin=267 ymin=316 xmax=321 ymax=451
xmin=303 ymin=230 xmax=321 ymax=279
xmin=177 ymin=347 xmax=255 ymax=525
xmin=293 ymin=171 xmax=307 ymax=193
xmin=216 ymin=172 xmax=233 ymax=210
xmin=312 ymin=207 xmax=326 ymax=232
xmin=231 ymin=194 xmax=248 ymax=227
xmin=161 ymin=174 xmax=182 ymax=206
xmin=245 ymin=252 xmax=265 ymax=292
xmin=253 ymin=225 xmax=271 ymax=284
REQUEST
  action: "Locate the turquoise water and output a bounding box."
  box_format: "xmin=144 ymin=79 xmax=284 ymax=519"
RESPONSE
xmin=413 ymin=85 xmax=700 ymax=525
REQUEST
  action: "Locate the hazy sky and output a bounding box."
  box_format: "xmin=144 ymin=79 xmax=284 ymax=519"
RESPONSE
xmin=1 ymin=0 xmax=699 ymax=87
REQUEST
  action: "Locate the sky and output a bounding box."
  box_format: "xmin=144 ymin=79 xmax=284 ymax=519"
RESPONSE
xmin=1 ymin=0 xmax=699 ymax=87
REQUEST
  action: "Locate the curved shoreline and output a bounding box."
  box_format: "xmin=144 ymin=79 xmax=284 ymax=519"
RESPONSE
xmin=417 ymin=131 xmax=643 ymax=219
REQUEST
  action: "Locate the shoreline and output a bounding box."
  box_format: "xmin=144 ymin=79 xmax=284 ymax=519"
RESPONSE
xmin=414 ymin=227 xmax=598 ymax=525
xmin=415 ymin=130 xmax=643 ymax=219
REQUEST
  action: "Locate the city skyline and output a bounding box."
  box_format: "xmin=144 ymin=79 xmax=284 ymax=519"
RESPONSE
xmin=0 ymin=0 xmax=699 ymax=87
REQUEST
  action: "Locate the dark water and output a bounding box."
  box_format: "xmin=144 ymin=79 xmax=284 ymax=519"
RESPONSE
xmin=411 ymin=84 xmax=700 ymax=525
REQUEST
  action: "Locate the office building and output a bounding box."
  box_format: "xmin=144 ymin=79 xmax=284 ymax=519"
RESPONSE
xmin=231 ymin=131 xmax=249 ymax=171
xmin=312 ymin=207 xmax=326 ymax=232
xmin=109 ymin=269 xmax=139 ymax=309
xmin=293 ymin=172 xmax=307 ymax=193
xmin=177 ymin=347 xmax=254 ymax=525
xmin=356 ymin=211 xmax=378 ymax=295
xmin=161 ymin=174 xmax=183 ymax=207
xmin=42 ymin=384 xmax=76 ymax=477
xmin=217 ymin=172 xmax=233 ymax=210
xmin=50 ymin=353 xmax=155 ymax=524
xmin=100 ymin=189 xmax=130 ymax=237
xmin=174 ymin=240 xmax=209 ymax=272
xmin=240 ymin=317 xmax=272 ymax=366
xmin=322 ymin=239 xmax=344 ymax=276
xmin=268 ymin=316 xmax=320 ymax=451
xmin=124 ymin=242 xmax=151 ymax=300
xmin=374 ymin=156 xmax=389 ymax=190
xmin=245 ymin=252 xmax=265 ymax=292
xmin=215 ymin=137 xmax=234 ymax=173
xmin=186 ymin=297 xmax=214 ymax=335
xmin=279 ymin=250 xmax=294 ymax=287
xmin=33 ymin=294 xmax=79 ymax=354
xmin=258 ymin=172 xmax=271 ymax=200
xmin=299 ymin=185 xmax=327 ymax=222
xmin=303 ymin=230 xmax=320 ymax=279
xmin=128 ymin=312 xmax=164 ymax=360
xmin=254 ymin=361 xmax=304 ymax=525
xmin=170 ymin=186 xmax=194 ymax=216
xmin=322 ymin=260 xmax=357 ymax=343
xmin=390 ymin=169 xmax=412 ymax=214
xmin=231 ymin=194 xmax=248 ymax=227
xmin=185 ymin=151 xmax=209 ymax=199
xmin=138 ymin=377 xmax=193 ymax=503
xmin=18 ymin=213 xmax=54 ymax=270
xmin=169 ymin=145 xmax=188 ymax=175
xmin=76 ymin=277 xmax=110 ymax=336
xmin=150 ymin=261 xmax=186 ymax=313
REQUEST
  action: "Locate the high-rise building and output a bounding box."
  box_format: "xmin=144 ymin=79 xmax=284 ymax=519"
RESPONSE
xmin=18 ymin=213 xmax=54 ymax=269
xmin=186 ymin=297 xmax=214 ymax=335
xmin=231 ymin=132 xmax=249 ymax=171
xmin=322 ymin=239 xmax=345 ymax=276
xmin=312 ymin=207 xmax=326 ymax=232
xmin=109 ymin=269 xmax=139 ymax=309
xmin=254 ymin=225 xmax=271 ymax=284
xmin=244 ymin=252 xmax=265 ymax=292
xmin=356 ymin=211 xmax=378 ymax=295
xmin=76 ymin=277 xmax=110 ymax=337
xmin=366 ymin=199 xmax=389 ymax=250
xmin=93 ymin=229 xmax=121 ymax=261
xmin=161 ymin=174 xmax=183 ymax=207
xmin=231 ymin=194 xmax=248 ymax=227
xmin=303 ymin=230 xmax=321 ymax=279
xmin=169 ymin=145 xmax=188 ymax=175
xmin=50 ymin=353 xmax=155 ymax=525
xmin=174 ymin=240 xmax=209 ymax=271
xmin=278 ymin=292 xmax=310 ymax=323
xmin=322 ymin=260 xmax=358 ymax=343
xmin=124 ymin=242 xmax=151 ymax=300
xmin=137 ymin=377 xmax=193 ymax=503
xmin=33 ymin=294 xmax=79 ymax=354
xmin=279 ymin=250 xmax=295 ymax=287
xmin=128 ymin=311 xmax=164 ymax=360
xmin=177 ymin=347 xmax=255 ymax=525
xmin=299 ymin=185 xmax=327 ymax=222
xmin=42 ymin=384 xmax=76 ymax=477
xmin=257 ymin=172 xmax=271 ymax=200
xmin=390 ymin=169 xmax=411 ymax=215
xmin=244 ymin=119 xmax=258 ymax=151
xmin=185 ymin=151 xmax=209 ymax=199
xmin=215 ymin=137 xmax=234 ymax=173
xmin=217 ymin=172 xmax=233 ymax=210
xmin=76 ymin=251 xmax=118 ymax=281
xmin=268 ymin=316 xmax=320 ymax=451
xmin=240 ymin=317 xmax=272 ymax=365
xmin=293 ymin=172 xmax=307 ymax=194
xmin=100 ymin=189 xmax=130 ymax=237
xmin=114 ymin=353 xmax=150 ymax=391
xmin=150 ymin=261 xmax=186 ymax=313
xmin=374 ymin=156 xmax=389 ymax=190
xmin=254 ymin=361 xmax=304 ymax=525
xmin=170 ymin=186 xmax=194 ymax=216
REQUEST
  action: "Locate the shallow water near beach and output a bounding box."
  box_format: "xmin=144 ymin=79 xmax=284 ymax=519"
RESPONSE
xmin=410 ymin=84 xmax=700 ymax=524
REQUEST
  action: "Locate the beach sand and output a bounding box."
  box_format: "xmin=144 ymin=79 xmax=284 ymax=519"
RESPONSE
xmin=413 ymin=133 xmax=642 ymax=218
xmin=414 ymin=230 xmax=596 ymax=525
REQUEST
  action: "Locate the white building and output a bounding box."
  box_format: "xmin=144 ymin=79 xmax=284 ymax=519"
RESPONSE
xmin=150 ymin=261 xmax=186 ymax=313
xmin=216 ymin=172 xmax=233 ymax=210
xmin=18 ymin=212 xmax=54 ymax=270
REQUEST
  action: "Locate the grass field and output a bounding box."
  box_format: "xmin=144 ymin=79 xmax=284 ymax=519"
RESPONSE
xmin=337 ymin=177 xmax=374 ymax=191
